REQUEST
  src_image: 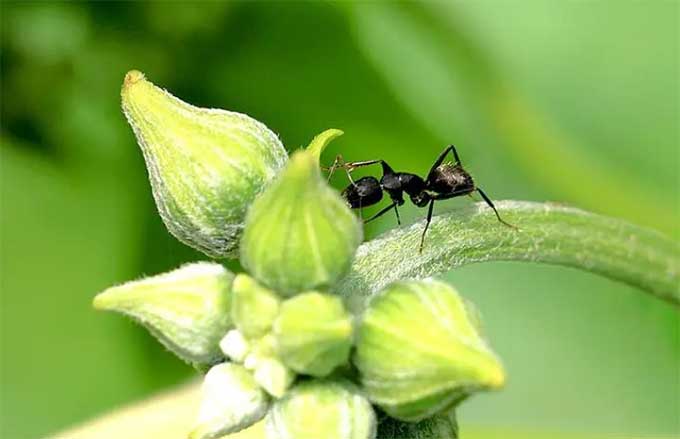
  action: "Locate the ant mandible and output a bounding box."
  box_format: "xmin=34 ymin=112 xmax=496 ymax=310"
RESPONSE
xmin=325 ymin=145 xmax=516 ymax=253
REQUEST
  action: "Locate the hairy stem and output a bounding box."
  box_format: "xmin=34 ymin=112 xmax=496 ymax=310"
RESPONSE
xmin=336 ymin=201 xmax=679 ymax=312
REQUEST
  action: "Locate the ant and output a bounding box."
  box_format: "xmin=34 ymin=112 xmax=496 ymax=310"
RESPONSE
xmin=325 ymin=145 xmax=516 ymax=252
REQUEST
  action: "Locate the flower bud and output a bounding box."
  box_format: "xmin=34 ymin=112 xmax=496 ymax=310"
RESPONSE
xmin=253 ymin=356 xmax=296 ymax=398
xmin=240 ymin=140 xmax=362 ymax=296
xmin=231 ymin=274 xmax=281 ymax=339
xmin=93 ymin=262 xmax=233 ymax=366
xmin=354 ymin=279 xmax=505 ymax=422
xmin=220 ymin=329 xmax=250 ymax=363
xmin=121 ymin=70 xmax=288 ymax=258
xmin=190 ymin=363 xmax=269 ymax=439
xmin=273 ymin=292 xmax=353 ymax=377
xmin=242 ymin=334 xmax=296 ymax=398
xmin=266 ymin=380 xmax=376 ymax=439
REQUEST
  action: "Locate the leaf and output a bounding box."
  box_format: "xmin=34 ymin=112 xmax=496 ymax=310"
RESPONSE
xmin=335 ymin=201 xmax=679 ymax=311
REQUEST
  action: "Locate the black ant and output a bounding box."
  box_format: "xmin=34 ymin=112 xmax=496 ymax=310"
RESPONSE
xmin=325 ymin=145 xmax=516 ymax=252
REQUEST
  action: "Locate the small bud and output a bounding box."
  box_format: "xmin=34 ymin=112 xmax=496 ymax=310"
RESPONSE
xmin=220 ymin=329 xmax=250 ymax=363
xmin=240 ymin=334 xmax=296 ymax=397
xmin=266 ymin=380 xmax=376 ymax=439
xmin=231 ymin=274 xmax=281 ymax=339
xmin=190 ymin=363 xmax=269 ymax=439
xmin=121 ymin=70 xmax=288 ymax=258
xmin=377 ymin=409 xmax=458 ymax=439
xmin=253 ymin=357 xmax=296 ymax=398
xmin=354 ymin=279 xmax=505 ymax=422
xmin=243 ymin=334 xmax=277 ymax=370
xmin=241 ymin=141 xmax=362 ymax=296
xmin=274 ymin=292 xmax=353 ymax=377
xmin=93 ymin=262 xmax=233 ymax=365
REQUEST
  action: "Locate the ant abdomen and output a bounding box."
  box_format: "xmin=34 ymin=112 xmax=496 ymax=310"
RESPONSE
xmin=428 ymin=164 xmax=474 ymax=195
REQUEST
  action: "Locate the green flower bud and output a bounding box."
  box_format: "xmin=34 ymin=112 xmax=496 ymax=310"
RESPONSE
xmin=274 ymin=292 xmax=353 ymax=377
xmin=190 ymin=363 xmax=269 ymax=439
xmin=231 ymin=274 xmax=281 ymax=339
xmin=244 ymin=334 xmax=277 ymax=370
xmin=121 ymin=70 xmax=288 ymax=258
xmin=242 ymin=334 xmax=296 ymax=398
xmin=241 ymin=139 xmax=362 ymax=296
xmin=354 ymin=279 xmax=505 ymax=422
xmin=220 ymin=329 xmax=250 ymax=363
xmin=377 ymin=410 xmax=458 ymax=439
xmin=253 ymin=356 xmax=296 ymax=398
xmin=266 ymin=380 xmax=376 ymax=439
xmin=93 ymin=262 xmax=233 ymax=365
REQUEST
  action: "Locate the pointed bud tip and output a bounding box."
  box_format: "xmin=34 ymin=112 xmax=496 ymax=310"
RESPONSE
xmin=486 ymin=365 xmax=506 ymax=389
xmin=92 ymin=289 xmax=115 ymax=310
xmin=307 ymin=129 xmax=344 ymax=161
xmin=123 ymin=70 xmax=146 ymax=89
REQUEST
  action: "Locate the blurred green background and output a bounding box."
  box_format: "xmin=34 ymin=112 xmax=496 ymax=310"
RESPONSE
xmin=1 ymin=1 xmax=678 ymax=438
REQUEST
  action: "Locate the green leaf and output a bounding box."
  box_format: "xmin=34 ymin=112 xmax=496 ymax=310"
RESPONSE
xmin=335 ymin=201 xmax=680 ymax=310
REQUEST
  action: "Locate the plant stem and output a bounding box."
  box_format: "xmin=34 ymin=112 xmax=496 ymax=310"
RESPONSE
xmin=336 ymin=201 xmax=679 ymax=312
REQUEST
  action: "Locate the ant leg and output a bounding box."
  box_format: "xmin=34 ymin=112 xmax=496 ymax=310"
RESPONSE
xmin=393 ymin=204 xmax=401 ymax=226
xmin=343 ymin=159 xmax=382 ymax=170
xmin=419 ymin=199 xmax=435 ymax=253
xmin=344 ymin=159 xmax=396 ymax=176
xmin=437 ymin=145 xmax=461 ymax=166
xmin=344 ymin=166 xmax=356 ymax=185
xmin=427 ymin=145 xmax=461 ymax=180
xmin=476 ymin=188 xmax=517 ymax=229
xmin=365 ymin=202 xmax=397 ymax=224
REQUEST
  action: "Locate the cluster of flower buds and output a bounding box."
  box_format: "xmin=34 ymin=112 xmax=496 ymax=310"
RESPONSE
xmin=94 ymin=72 xmax=505 ymax=439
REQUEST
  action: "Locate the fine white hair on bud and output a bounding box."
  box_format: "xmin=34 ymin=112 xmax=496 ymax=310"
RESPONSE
xmin=121 ymin=70 xmax=288 ymax=258
xmin=93 ymin=262 xmax=234 ymax=366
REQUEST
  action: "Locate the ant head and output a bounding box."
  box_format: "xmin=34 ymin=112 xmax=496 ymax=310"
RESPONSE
xmin=341 ymin=176 xmax=383 ymax=209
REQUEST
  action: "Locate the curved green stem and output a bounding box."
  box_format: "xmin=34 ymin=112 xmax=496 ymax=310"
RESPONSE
xmin=336 ymin=201 xmax=679 ymax=312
